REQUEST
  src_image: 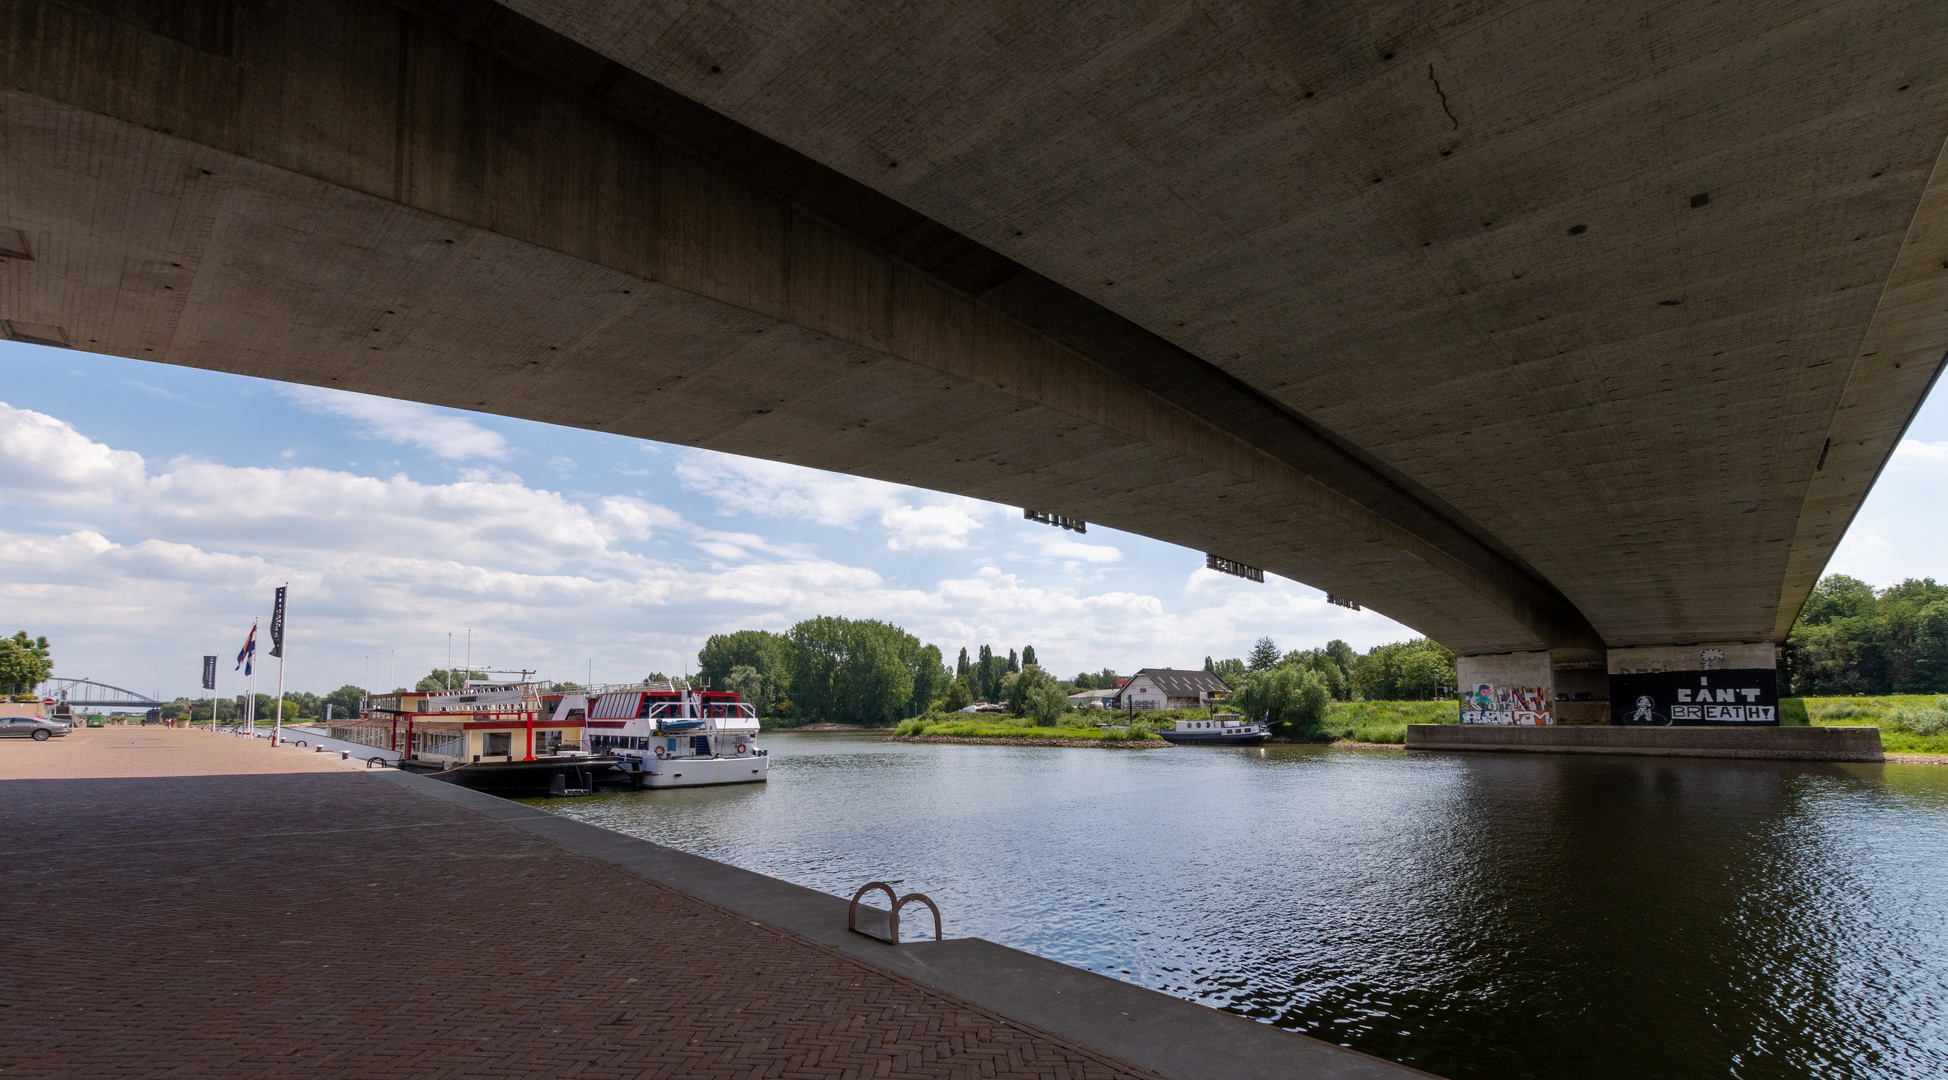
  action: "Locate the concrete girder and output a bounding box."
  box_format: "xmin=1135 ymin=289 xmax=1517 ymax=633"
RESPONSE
xmin=0 ymin=0 xmax=1613 ymax=655
xmin=496 ymin=0 xmax=1948 ymax=653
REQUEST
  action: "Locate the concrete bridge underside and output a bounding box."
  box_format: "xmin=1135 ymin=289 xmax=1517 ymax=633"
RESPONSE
xmin=4 ymin=0 xmax=1946 ymax=664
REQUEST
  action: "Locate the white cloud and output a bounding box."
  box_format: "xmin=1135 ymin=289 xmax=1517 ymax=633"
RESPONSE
xmin=1031 ymin=534 xmax=1123 ymax=564
xmin=279 ymin=386 xmax=511 ymax=460
xmin=678 ymin=448 xmax=998 ymax=551
xmin=0 ymin=397 xmax=1427 ymax=693
xmin=1890 ymin=437 xmax=1948 ymax=473
xmin=680 ymin=451 xmax=901 ymax=525
xmin=0 ymin=402 xmax=145 ymax=504
xmin=882 ymin=503 xmax=985 ymax=551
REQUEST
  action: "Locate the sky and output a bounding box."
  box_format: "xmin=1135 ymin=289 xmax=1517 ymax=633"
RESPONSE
xmin=2 ymin=341 xmax=1942 ymax=701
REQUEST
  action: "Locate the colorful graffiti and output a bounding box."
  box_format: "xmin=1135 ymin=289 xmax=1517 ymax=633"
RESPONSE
xmin=1460 ymin=684 xmax=1553 ymax=725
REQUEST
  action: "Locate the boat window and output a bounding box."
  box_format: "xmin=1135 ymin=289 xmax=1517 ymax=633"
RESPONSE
xmin=483 ymin=732 xmax=512 ymax=756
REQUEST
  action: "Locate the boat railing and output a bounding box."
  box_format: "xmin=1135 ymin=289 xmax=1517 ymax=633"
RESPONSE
xmin=417 ymin=734 xmax=466 ymax=760
xmin=642 ymin=702 xmax=758 ymax=721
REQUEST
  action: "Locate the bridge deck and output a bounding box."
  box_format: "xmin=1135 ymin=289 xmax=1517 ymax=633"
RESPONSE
xmin=0 ymin=729 xmax=1424 ymax=1080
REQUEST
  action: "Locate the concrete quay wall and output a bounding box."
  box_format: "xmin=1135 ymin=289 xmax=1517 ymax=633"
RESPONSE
xmin=1406 ymin=724 xmax=1884 ymax=761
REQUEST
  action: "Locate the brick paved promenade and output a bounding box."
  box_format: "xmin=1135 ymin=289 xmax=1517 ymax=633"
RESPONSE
xmin=0 ymin=728 xmax=1160 ymax=1079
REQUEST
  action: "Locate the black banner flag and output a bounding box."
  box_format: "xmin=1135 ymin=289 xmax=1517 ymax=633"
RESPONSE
xmin=269 ymin=586 xmax=286 ymax=659
xmin=201 ymin=655 xmax=217 ymax=690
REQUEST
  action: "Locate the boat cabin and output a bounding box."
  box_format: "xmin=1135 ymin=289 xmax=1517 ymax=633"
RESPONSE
xmin=330 ymin=708 xmax=586 ymax=765
xmin=1175 ymin=713 xmax=1251 ymax=732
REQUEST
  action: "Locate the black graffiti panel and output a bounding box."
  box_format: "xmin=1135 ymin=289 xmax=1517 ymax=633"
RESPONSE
xmin=1609 ymin=668 xmax=1779 ymax=726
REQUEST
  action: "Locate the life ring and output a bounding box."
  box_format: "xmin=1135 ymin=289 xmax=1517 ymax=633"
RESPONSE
xmin=653 ymin=746 xmax=667 ymax=759
xmin=734 ymin=742 xmax=747 ymax=755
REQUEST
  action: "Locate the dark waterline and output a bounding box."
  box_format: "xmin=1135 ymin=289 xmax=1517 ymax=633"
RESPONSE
xmin=528 ymin=734 xmax=1948 ymax=1079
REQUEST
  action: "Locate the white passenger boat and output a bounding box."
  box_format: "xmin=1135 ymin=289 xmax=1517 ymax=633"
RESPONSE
xmin=1155 ymin=712 xmax=1270 ymax=746
xmin=581 ymin=683 xmax=768 ymax=788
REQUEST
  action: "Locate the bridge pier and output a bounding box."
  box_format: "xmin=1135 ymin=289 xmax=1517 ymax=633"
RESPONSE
xmin=1458 ymin=643 xmax=1783 ymax=728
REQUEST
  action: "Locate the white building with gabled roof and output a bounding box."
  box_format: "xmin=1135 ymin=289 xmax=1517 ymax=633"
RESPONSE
xmin=1111 ymin=668 xmax=1231 ymax=711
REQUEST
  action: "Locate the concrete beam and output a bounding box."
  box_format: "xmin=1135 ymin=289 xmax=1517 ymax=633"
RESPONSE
xmin=8 ymin=0 xmax=1947 ymax=658
xmin=0 ymin=0 xmax=1598 ymax=654
xmin=498 ymin=0 xmax=1948 ymax=651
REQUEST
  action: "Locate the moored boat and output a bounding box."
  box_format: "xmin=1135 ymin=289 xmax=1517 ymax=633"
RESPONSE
xmin=339 ymin=682 xmax=611 ymax=794
xmin=1156 ymin=712 xmax=1270 ymax=746
xmin=585 ymin=682 xmax=768 ymax=788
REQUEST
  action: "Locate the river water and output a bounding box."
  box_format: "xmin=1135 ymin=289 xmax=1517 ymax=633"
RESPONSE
xmin=529 ymin=734 xmax=1948 ymax=1079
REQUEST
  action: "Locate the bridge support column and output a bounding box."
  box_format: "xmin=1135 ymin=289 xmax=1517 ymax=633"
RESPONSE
xmin=1455 ymin=652 xmax=1556 ymax=726
xmin=1606 ymin=644 xmax=1781 ymax=727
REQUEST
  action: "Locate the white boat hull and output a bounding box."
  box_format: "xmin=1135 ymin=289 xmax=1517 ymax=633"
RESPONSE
xmin=637 ymin=755 xmax=770 ymax=788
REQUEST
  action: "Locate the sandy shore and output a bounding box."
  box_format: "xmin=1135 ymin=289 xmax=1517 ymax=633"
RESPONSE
xmin=1886 ymin=752 xmax=1948 ymax=765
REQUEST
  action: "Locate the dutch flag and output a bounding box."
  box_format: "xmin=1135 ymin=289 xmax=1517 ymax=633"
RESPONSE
xmin=236 ymin=622 xmax=257 ymax=676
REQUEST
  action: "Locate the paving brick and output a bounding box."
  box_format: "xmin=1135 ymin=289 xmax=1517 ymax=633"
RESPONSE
xmin=0 ymin=731 xmax=1159 ymax=1079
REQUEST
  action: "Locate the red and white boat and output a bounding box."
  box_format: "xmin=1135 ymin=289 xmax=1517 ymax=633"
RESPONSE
xmin=579 ymin=682 xmax=767 ymax=788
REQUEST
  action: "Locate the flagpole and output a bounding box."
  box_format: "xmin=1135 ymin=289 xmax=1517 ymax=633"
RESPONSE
xmin=240 ymin=618 xmax=258 ymax=738
xmin=272 ymin=584 xmax=288 ymax=747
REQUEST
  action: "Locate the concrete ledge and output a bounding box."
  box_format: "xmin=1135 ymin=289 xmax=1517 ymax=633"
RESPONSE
xmin=1406 ymin=724 xmax=1883 ymax=761
xmin=369 ymin=768 xmax=1432 ymax=1080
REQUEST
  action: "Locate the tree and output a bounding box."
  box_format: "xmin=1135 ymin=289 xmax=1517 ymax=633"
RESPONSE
xmin=1072 ymin=667 xmax=1121 ymax=691
xmin=416 ymin=668 xmax=484 ymax=693
xmin=1352 ymin=638 xmax=1455 ymax=700
xmin=1017 ymin=667 xmax=1068 ymax=726
xmin=787 ymin=616 xmax=933 ymax=725
xmin=722 ymin=664 xmax=775 ymax=715
xmin=1785 ymin=575 xmax=1948 ymax=694
xmin=1247 ymin=636 xmax=1281 ymax=672
xmin=1007 ymin=648 xmax=1020 ymax=674
xmin=909 ymin=644 xmax=950 ymax=713
xmin=1914 ymin=601 xmax=1948 ymax=692
xmin=323 ymin=684 xmax=366 ymax=720
xmin=1022 ymin=645 xmax=1037 ymax=669
xmin=1234 ymin=664 xmax=1329 ymax=736
xmin=956 ymin=647 xmax=970 ymax=682
xmin=1282 ymin=648 xmax=1351 ymax=700
xmin=1798 ymin=575 xmax=1879 ymax=626
xmin=941 ymin=679 xmax=973 ymax=712
xmin=698 ymin=629 xmax=791 ymax=694
xmin=1210 ymin=657 xmax=1247 ymax=687
xmin=0 ymin=631 xmax=52 ymax=696
xmin=1397 ymin=650 xmax=1453 ymax=700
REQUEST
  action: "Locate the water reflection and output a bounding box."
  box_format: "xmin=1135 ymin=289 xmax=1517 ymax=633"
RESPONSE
xmin=531 ymin=735 xmax=1948 ymax=1079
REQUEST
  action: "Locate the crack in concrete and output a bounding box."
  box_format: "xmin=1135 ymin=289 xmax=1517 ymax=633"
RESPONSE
xmin=1429 ymin=64 xmax=1459 ymax=130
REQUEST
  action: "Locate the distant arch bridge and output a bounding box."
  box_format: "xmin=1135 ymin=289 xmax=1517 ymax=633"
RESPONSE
xmin=36 ymin=679 xmax=165 ymax=710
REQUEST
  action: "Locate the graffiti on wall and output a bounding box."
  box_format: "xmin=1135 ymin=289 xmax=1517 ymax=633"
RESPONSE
xmin=1460 ymin=683 xmax=1554 ymax=726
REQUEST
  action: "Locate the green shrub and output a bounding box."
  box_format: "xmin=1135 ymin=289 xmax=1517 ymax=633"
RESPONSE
xmin=1885 ymin=698 xmax=1948 ymax=736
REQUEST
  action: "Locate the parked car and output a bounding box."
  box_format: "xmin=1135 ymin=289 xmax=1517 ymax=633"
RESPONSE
xmin=1 ymin=715 xmax=70 ymax=741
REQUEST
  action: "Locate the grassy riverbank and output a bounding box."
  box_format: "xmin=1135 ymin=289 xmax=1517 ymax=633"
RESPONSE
xmin=1313 ymin=700 xmax=1457 ymax=745
xmin=776 ymin=695 xmax=1948 ymax=755
xmin=872 ymin=701 xmax=1460 ymax=747
xmin=892 ymin=714 xmax=1162 ymax=742
xmin=1797 ymin=694 xmax=1948 ymax=754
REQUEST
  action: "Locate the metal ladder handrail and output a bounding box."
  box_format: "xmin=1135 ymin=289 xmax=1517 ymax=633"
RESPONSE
xmin=848 ymin=881 xmax=943 ymax=945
